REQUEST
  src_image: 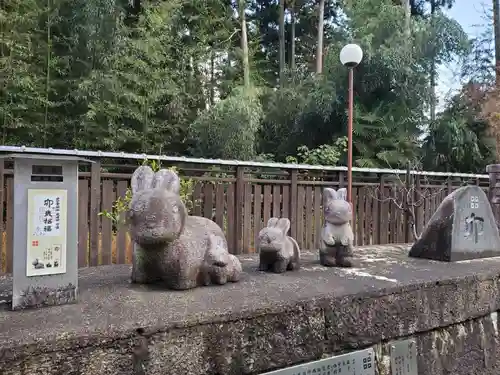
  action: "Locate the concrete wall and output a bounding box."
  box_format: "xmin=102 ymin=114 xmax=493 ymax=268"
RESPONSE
xmin=1 ymin=245 xmax=500 ymax=375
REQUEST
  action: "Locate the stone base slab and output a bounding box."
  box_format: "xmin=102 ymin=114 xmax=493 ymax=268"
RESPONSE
xmin=1 ymin=244 xmax=500 ymax=375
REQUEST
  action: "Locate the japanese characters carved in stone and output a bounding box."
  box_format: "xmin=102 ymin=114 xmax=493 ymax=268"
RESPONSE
xmin=128 ymin=166 xmax=242 ymax=290
xmin=319 ymin=187 xmax=354 ymax=268
xmin=409 ymin=185 xmax=500 ymax=262
xmin=257 ymin=217 xmax=300 ymax=273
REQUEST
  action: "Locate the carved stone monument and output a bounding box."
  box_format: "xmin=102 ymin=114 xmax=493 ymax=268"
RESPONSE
xmin=409 ymin=185 xmax=500 ymax=262
xmin=128 ymin=166 xmax=242 ymax=289
xmin=319 ymin=187 xmax=354 ymax=268
xmin=257 ymin=217 xmax=300 ymax=273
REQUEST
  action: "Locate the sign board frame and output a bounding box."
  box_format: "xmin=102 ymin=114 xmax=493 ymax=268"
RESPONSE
xmin=2 ymin=153 xmax=92 ymax=310
xmin=26 ymin=189 xmax=68 ymax=277
xmin=260 ymin=347 xmax=375 ymax=375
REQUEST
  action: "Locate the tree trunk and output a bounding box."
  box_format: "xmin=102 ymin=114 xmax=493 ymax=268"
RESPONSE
xmin=402 ymin=0 xmax=410 ymax=39
xmin=429 ymin=0 xmax=437 ymax=122
xmin=279 ymin=0 xmax=286 ymax=86
xmin=493 ymin=0 xmax=500 ymax=161
xmin=315 ymin=0 xmax=325 ymax=74
xmin=290 ymin=0 xmax=296 ymax=74
xmin=239 ymin=0 xmax=250 ymax=87
xmin=494 ymin=0 xmax=500 ymax=86
xmin=210 ymin=48 xmax=215 ymax=105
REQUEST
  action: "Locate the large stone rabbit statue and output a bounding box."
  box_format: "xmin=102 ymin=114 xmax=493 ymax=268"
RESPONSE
xmin=128 ymin=166 xmax=241 ymax=290
xmin=319 ymin=187 xmax=354 ymax=267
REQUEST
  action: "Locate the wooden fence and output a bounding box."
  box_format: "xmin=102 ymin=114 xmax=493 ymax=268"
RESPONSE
xmin=0 ymin=152 xmax=490 ymax=274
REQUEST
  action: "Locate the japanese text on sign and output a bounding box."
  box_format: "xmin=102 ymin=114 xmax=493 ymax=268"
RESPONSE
xmin=27 ymin=189 xmax=67 ymax=277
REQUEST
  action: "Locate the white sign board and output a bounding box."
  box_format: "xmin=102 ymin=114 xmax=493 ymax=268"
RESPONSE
xmin=26 ymin=189 xmax=68 ymax=276
xmin=260 ymin=348 xmax=374 ymax=375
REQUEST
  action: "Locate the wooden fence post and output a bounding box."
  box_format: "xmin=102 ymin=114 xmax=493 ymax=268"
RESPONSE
xmin=290 ymin=169 xmax=298 ymax=238
xmin=404 ymin=164 xmax=411 ymax=242
xmin=414 ymin=175 xmax=422 ymax=236
xmin=0 ymin=161 xmax=4 ymax=273
xmin=89 ymin=160 xmax=101 ymax=266
xmin=234 ymin=166 xmax=244 ymax=254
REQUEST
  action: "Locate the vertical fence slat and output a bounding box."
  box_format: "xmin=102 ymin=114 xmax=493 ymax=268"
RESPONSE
xmin=263 ymin=185 xmax=272 ymax=226
xmin=352 ymin=187 xmax=358 ymax=246
xmin=314 ymin=186 xmax=322 ymax=249
xmin=226 ymin=183 xmax=235 ymax=254
xmin=243 ymin=183 xmax=252 ymax=252
xmin=254 ymin=184 xmax=262 ymax=247
xmin=234 ymin=167 xmax=245 ymax=254
xmin=296 ymin=186 xmax=305 ymax=249
xmin=78 ymin=179 xmax=89 ymax=267
xmin=193 ymin=182 xmax=203 ymax=216
xmin=215 ymin=183 xmax=225 ymax=230
xmin=101 ymin=180 xmax=114 ymax=265
xmin=203 ymin=182 xmax=214 ymax=220
xmin=356 ymin=188 xmax=365 ymax=246
xmin=282 ymin=185 xmax=289 ymax=218
xmin=116 ymin=180 xmax=129 ymax=264
xmin=272 ymin=185 xmax=281 ymax=218
xmin=380 ymin=184 xmax=389 ymax=244
xmin=5 ymin=178 xmax=13 ymax=273
xmin=89 ymin=161 xmax=101 ymax=267
xmin=290 ymin=170 xmax=298 ymax=238
xmin=364 ymin=189 xmax=373 ymax=245
xmin=305 ymin=186 xmax=313 ymax=249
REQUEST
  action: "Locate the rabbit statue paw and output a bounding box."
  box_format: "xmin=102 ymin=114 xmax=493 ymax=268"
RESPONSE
xmin=319 ymin=187 xmax=354 ymax=268
xmin=128 ymin=165 xmax=238 ymax=290
xmin=257 ymin=218 xmax=300 ymax=273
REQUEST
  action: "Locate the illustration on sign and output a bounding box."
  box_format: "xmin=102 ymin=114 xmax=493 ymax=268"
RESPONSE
xmin=464 ymin=212 xmax=484 ymax=244
xmin=26 ymin=189 xmax=67 ymax=277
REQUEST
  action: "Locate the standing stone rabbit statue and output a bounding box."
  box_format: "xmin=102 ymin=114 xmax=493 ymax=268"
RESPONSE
xmin=128 ymin=166 xmax=241 ymax=290
xmin=320 ymin=187 xmax=354 ymax=267
xmin=257 ymin=217 xmax=300 ymax=273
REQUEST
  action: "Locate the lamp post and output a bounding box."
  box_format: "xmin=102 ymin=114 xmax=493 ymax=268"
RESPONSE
xmin=339 ymin=43 xmax=363 ymax=204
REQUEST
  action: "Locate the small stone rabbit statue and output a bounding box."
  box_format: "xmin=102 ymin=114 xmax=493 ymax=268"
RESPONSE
xmin=320 ymin=187 xmax=354 ymax=267
xmin=128 ymin=166 xmax=242 ymax=290
xmin=200 ymin=233 xmax=242 ymax=286
xmin=257 ymin=217 xmax=300 ymax=273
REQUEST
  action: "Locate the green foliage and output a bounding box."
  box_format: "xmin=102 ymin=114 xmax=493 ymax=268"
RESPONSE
xmin=99 ymin=159 xmax=199 ymax=226
xmin=189 ymin=86 xmax=263 ymax=160
xmin=0 ymin=0 xmax=489 ymax=174
xmin=285 ymin=138 xmax=347 ymax=166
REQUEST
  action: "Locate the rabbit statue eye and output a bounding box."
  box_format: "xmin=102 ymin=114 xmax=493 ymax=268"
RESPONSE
xmin=172 ymin=205 xmax=179 ymax=213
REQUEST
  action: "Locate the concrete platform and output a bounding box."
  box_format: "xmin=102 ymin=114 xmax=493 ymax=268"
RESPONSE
xmin=2 ymin=244 xmax=500 ymax=375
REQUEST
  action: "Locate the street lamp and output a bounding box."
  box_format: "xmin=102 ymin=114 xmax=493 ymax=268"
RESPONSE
xmin=339 ymin=43 xmax=363 ymax=204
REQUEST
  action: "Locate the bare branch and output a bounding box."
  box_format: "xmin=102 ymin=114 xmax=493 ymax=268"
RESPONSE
xmin=368 ymin=158 xmax=449 ymax=241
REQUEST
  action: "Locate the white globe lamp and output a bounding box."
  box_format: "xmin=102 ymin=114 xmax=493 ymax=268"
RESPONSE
xmin=339 ymin=44 xmax=363 ymax=68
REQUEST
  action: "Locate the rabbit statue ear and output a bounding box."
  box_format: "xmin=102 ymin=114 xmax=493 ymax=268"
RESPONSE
xmin=153 ymin=169 xmax=180 ymax=194
xmin=276 ymin=218 xmax=291 ymax=235
xmin=206 ymin=233 xmax=228 ymax=267
xmin=131 ymin=166 xmax=154 ymax=194
xmin=336 ymin=188 xmax=347 ymax=201
xmin=323 ymin=188 xmax=338 ymax=205
xmin=267 ymin=218 xmax=279 ymax=228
